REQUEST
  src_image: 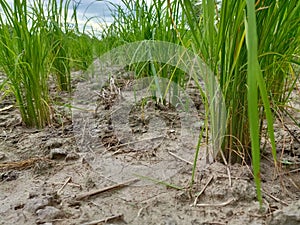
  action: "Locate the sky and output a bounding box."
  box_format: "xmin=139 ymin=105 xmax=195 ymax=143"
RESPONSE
xmin=3 ymin=0 xmax=129 ymax=36
xmin=72 ymin=0 xmax=153 ymax=34
xmin=71 ymin=0 xmax=117 ymax=35
xmin=2 ymin=0 xmax=155 ymax=37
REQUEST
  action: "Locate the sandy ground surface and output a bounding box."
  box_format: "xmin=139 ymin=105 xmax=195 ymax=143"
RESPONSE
xmin=0 ymin=69 xmax=299 ymax=225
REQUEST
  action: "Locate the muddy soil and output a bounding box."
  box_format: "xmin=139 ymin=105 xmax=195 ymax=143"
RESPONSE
xmin=0 ymin=69 xmax=299 ymax=225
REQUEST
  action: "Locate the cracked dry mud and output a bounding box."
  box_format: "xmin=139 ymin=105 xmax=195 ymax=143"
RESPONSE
xmin=0 ymin=70 xmax=299 ymax=225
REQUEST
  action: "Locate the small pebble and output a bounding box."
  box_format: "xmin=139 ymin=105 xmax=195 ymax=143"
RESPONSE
xmin=0 ymin=171 xmax=18 ymax=182
xmin=36 ymin=206 xmax=63 ymax=221
xmin=65 ymin=152 xmax=80 ymax=161
xmin=268 ymin=199 xmax=300 ymax=225
xmin=45 ymin=138 xmax=64 ymax=149
xmin=0 ymin=152 xmax=5 ymax=160
xmin=49 ymin=148 xmax=67 ymax=160
xmin=24 ymin=197 xmax=50 ymax=213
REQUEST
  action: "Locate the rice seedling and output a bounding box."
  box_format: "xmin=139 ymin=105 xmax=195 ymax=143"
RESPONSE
xmin=0 ymin=0 xmax=96 ymax=127
xmin=46 ymin=0 xmax=78 ymax=92
xmin=98 ymin=0 xmax=187 ymax=89
xmin=180 ymin=0 xmax=300 ymax=203
xmin=68 ymin=32 xmax=96 ymax=71
xmin=0 ymin=0 xmax=52 ymax=127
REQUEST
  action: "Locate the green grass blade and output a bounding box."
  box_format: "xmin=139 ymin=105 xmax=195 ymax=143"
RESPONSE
xmin=245 ymin=0 xmax=277 ymax=206
xmin=133 ymin=174 xmax=184 ymax=190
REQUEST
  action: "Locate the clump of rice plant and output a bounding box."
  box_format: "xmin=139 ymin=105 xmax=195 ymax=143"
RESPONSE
xmin=46 ymin=0 xmax=96 ymax=91
xmin=0 ymin=0 xmax=97 ymax=127
xmin=0 ymin=0 xmax=52 ymax=127
xmin=181 ymin=0 xmax=300 ymax=161
xmin=68 ymin=32 xmax=96 ymax=71
xmin=99 ymin=0 xmax=189 ymax=103
xmin=46 ymin=0 xmax=78 ymax=92
xmin=102 ymin=0 xmax=184 ymax=45
xmin=180 ymin=0 xmax=300 ymax=203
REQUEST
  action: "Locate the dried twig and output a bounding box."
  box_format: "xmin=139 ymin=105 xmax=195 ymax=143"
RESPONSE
xmin=74 ymin=178 xmax=139 ymax=201
xmin=192 ymin=176 xmax=214 ymax=206
xmin=288 ymin=177 xmax=300 ymax=190
xmin=217 ymin=148 xmax=232 ymax=187
xmin=194 ymin=198 xmax=235 ymax=207
xmin=168 ymin=151 xmax=193 ymax=165
xmin=0 ymin=157 xmax=51 ymax=171
xmin=110 ymin=135 xmax=165 ymax=153
xmin=276 ymin=109 xmax=300 ymax=144
xmin=53 ymin=181 xmax=81 ymax=188
xmin=0 ymin=105 xmax=13 ymax=112
xmin=81 ymin=214 xmax=124 ymax=225
xmin=279 ymin=167 xmax=300 ymax=175
xmin=57 ymin=176 xmax=72 ymax=195
xmin=262 ymin=189 xmax=288 ymax=206
xmin=216 ymin=174 xmax=250 ymax=180
xmin=226 ymin=166 xmax=232 ymax=187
